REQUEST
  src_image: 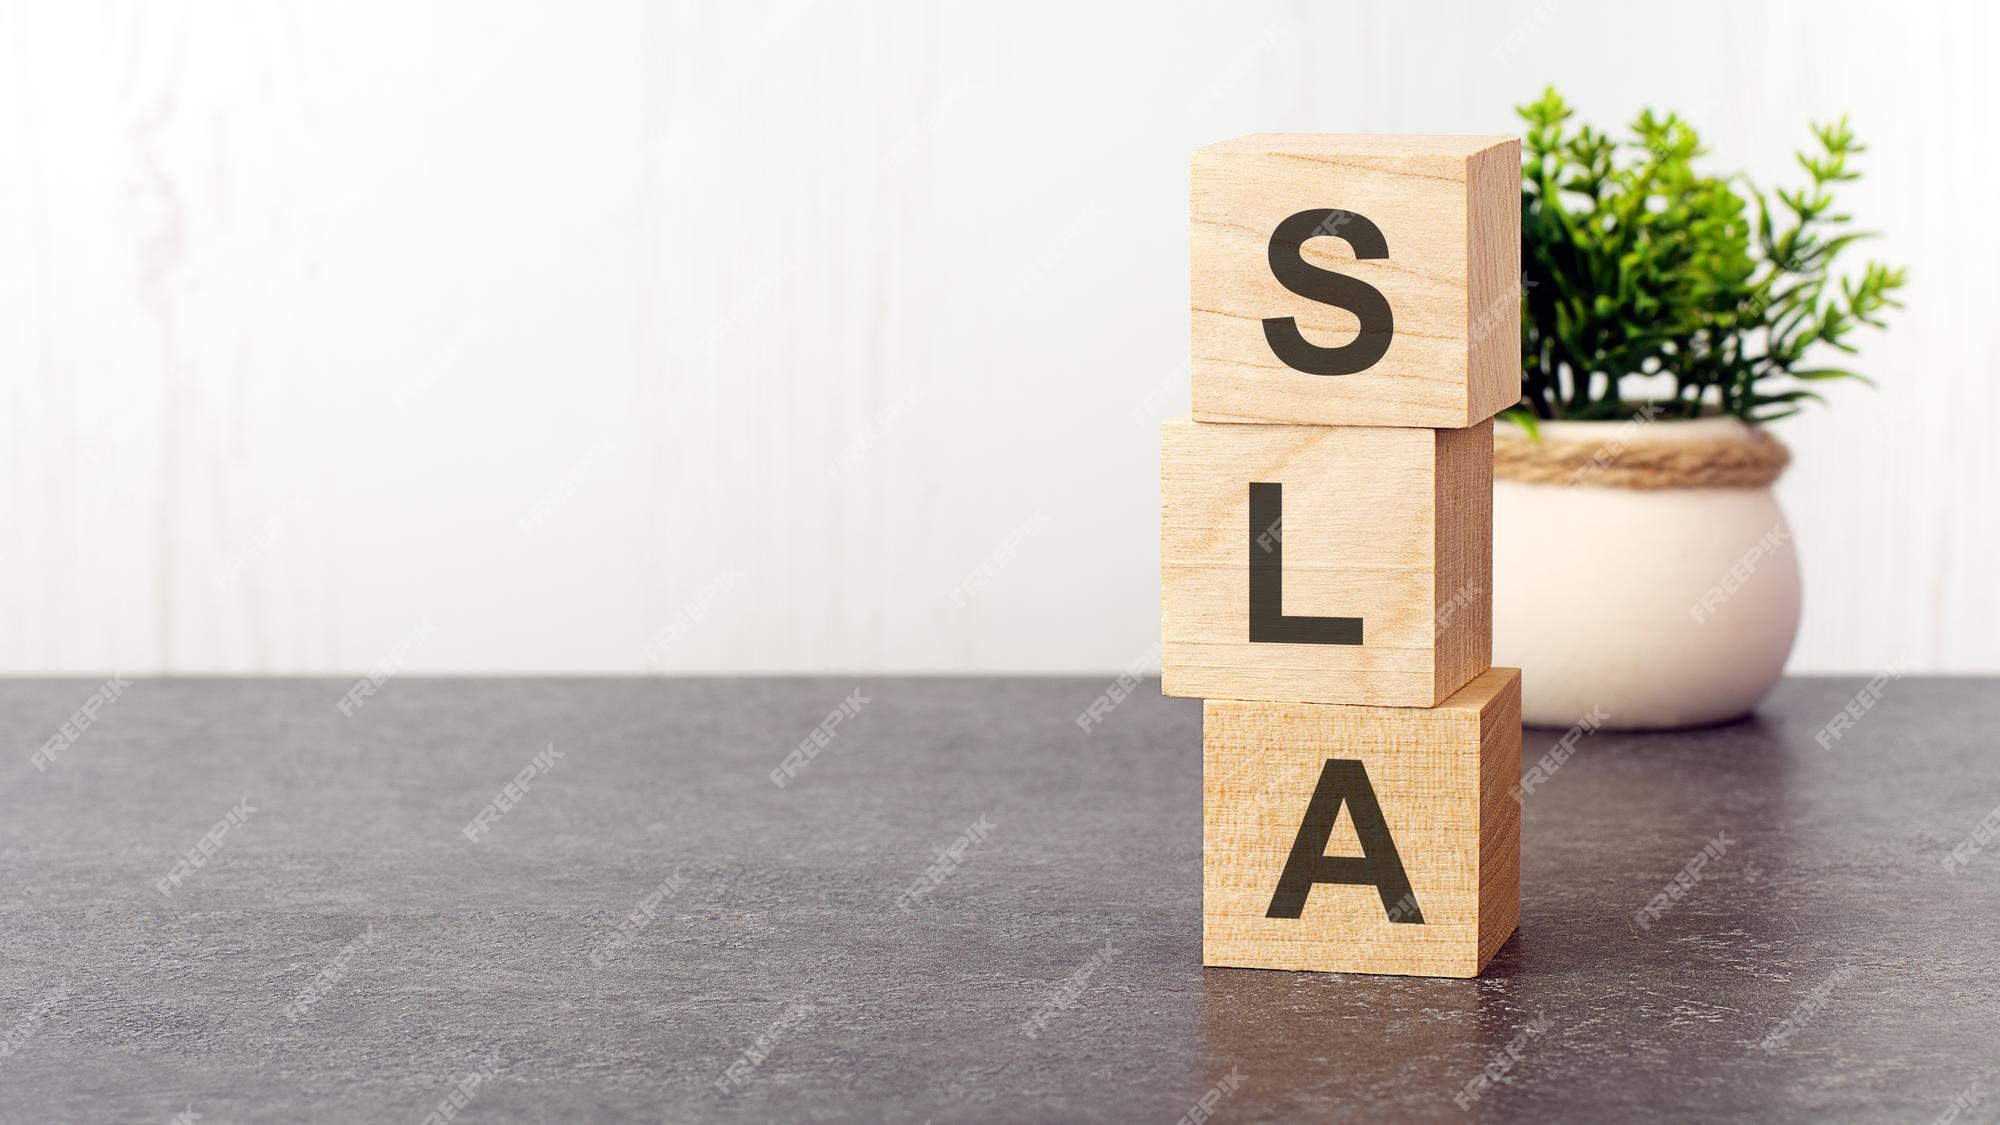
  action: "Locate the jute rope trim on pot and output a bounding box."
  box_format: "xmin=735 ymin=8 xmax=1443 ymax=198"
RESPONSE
xmin=1494 ymin=427 xmax=1791 ymax=490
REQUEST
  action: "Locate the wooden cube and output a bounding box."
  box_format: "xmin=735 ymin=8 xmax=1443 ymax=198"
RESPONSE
xmin=1160 ymin=416 xmax=1491 ymax=708
xmin=1204 ymin=667 xmax=1521 ymax=977
xmin=1191 ymin=133 xmax=1520 ymax=428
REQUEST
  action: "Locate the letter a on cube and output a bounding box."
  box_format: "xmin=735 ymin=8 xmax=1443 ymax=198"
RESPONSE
xmin=1204 ymin=668 xmax=1521 ymax=977
xmin=1191 ymin=133 xmax=1520 ymax=428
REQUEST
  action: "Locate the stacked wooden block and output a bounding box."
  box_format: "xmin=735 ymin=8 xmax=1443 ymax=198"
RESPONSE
xmin=1163 ymin=134 xmax=1523 ymax=978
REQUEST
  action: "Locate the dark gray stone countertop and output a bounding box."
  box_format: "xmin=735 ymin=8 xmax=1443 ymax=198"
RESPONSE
xmin=1 ymin=675 xmax=1995 ymax=1123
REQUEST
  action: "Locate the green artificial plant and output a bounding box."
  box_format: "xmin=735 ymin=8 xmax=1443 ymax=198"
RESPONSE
xmin=1511 ymin=87 xmax=1906 ymax=429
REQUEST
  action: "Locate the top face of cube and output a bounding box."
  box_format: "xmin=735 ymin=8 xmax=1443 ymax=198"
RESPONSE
xmin=1191 ymin=133 xmax=1521 ymax=428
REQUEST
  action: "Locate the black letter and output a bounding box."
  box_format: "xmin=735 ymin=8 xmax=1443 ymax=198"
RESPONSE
xmin=1249 ymin=482 xmax=1361 ymax=645
xmin=1266 ymin=759 xmax=1422 ymax=923
xmin=1261 ymin=208 xmax=1394 ymax=376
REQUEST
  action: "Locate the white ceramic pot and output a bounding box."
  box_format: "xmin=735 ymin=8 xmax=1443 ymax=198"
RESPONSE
xmin=1492 ymin=416 xmax=1801 ymax=730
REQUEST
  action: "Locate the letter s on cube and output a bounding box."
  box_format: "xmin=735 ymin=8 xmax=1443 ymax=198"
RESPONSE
xmin=1191 ymin=133 xmax=1520 ymax=428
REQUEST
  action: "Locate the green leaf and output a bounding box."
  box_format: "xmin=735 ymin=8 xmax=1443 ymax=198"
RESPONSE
xmin=1514 ymin=88 xmax=1904 ymax=422
xmin=1789 ymin=367 xmax=1877 ymax=387
xmin=1500 ymin=407 xmax=1542 ymax=442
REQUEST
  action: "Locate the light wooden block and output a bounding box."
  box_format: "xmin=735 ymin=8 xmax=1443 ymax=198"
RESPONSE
xmin=1191 ymin=133 xmax=1520 ymax=428
xmin=1160 ymin=415 xmax=1491 ymax=708
xmin=1204 ymin=667 xmax=1521 ymax=977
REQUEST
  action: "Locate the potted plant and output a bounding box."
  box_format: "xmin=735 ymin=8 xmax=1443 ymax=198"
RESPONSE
xmin=1496 ymin=88 xmax=1906 ymax=730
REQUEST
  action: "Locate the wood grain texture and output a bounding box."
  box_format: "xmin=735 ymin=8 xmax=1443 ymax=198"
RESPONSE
xmin=1203 ymin=667 xmax=1521 ymax=977
xmin=1191 ymin=133 xmax=1520 ymax=429
xmin=1434 ymin=422 xmax=1495 ymax=702
xmin=1161 ymin=416 xmax=1492 ymax=707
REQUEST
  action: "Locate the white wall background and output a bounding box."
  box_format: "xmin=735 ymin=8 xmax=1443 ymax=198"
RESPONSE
xmin=1 ymin=0 xmax=1993 ymax=675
